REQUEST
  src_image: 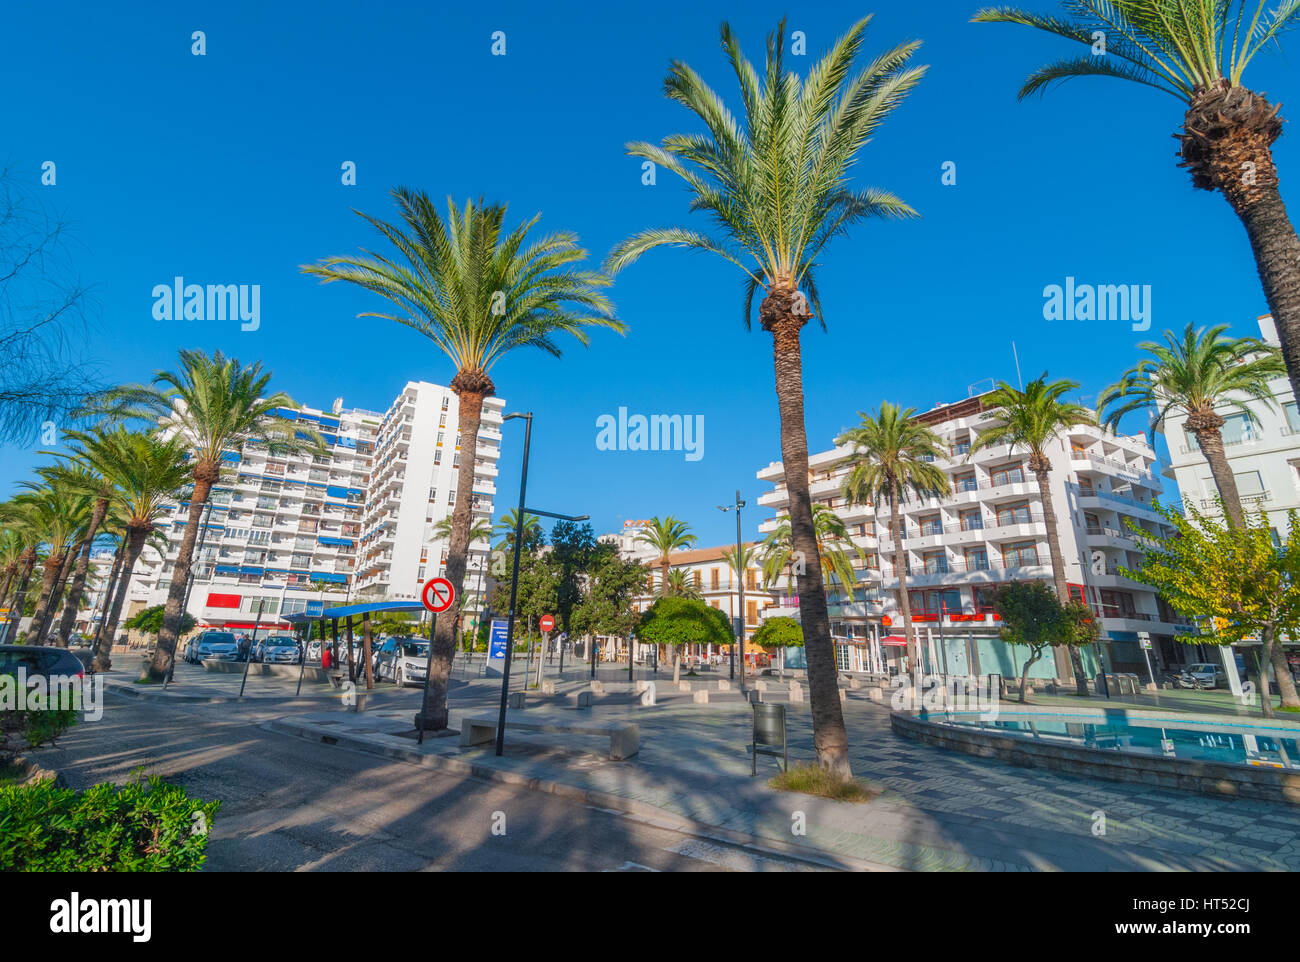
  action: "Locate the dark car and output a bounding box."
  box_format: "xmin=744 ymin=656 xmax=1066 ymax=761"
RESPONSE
xmin=0 ymin=644 xmax=86 ymax=681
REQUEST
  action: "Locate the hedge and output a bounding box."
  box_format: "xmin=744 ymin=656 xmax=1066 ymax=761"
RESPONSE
xmin=0 ymin=773 xmax=220 ymax=871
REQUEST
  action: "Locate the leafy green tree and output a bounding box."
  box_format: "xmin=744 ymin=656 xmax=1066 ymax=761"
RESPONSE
xmin=608 ymin=16 xmax=923 ymax=777
xmin=303 ymin=191 xmax=624 ymax=731
xmin=751 ymin=615 xmax=804 ymax=650
xmin=1099 ymin=323 xmax=1284 ymax=528
xmin=638 ymin=596 xmax=734 ymax=683
xmin=124 ymin=604 xmax=196 ymax=638
xmin=973 ymin=0 xmax=1300 ymax=408
xmin=550 ymin=521 xmax=600 ymax=638
xmin=837 ymin=402 xmax=950 ymax=674
xmin=571 ymin=544 xmax=645 ymax=654
xmin=1123 ymin=503 xmax=1300 ymax=716
xmin=970 ymin=376 xmax=1097 ymax=695
xmin=995 ymin=581 xmax=1099 ymax=704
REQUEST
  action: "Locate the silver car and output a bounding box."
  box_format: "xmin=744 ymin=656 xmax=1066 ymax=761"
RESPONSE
xmin=255 ymin=635 xmax=302 ymax=664
xmin=1185 ymin=662 xmax=1227 ymax=690
xmin=374 ymin=637 xmax=429 ymax=687
xmin=190 ymin=631 xmax=240 ymax=662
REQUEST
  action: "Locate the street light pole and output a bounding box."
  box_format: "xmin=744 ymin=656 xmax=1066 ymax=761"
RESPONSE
xmin=166 ymin=500 xmax=214 ymax=687
xmin=495 ymin=413 xmax=533 ymax=758
xmin=718 ymin=490 xmax=747 ymax=688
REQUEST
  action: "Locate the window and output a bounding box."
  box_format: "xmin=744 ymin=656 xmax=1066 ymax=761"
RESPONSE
xmin=436 ymin=432 xmax=444 ymax=446
xmin=990 ymin=464 xmax=1025 ymax=486
xmin=919 ymin=514 xmax=942 ymax=536
xmin=958 ymin=509 xmax=982 ymax=531
xmin=1285 ymin=402 xmax=1300 ymax=433
xmin=922 ymin=551 xmax=949 ymax=574
xmin=746 ymin=600 xmax=758 ymax=624
xmin=746 ymin=569 xmax=757 ymax=591
xmin=693 ymin=570 xmax=702 ymax=589
xmin=963 ymin=547 xmax=989 ymax=571
xmin=1071 ymin=441 xmax=1087 ymax=459
xmin=1003 ymin=541 xmax=1039 ymax=568
xmin=1234 ymin=470 xmax=1265 ymax=497
xmin=434 ymin=450 xmax=442 ymax=465
xmin=1077 ymin=476 xmax=1094 ymax=496
xmin=953 ymin=471 xmax=977 ymax=493
xmin=710 ymin=568 xmax=720 ymax=590
xmin=996 ymin=501 xmax=1032 ymax=526
xmin=950 ymin=440 xmax=970 ymax=457
xmin=1222 ymin=413 xmax=1258 ymax=444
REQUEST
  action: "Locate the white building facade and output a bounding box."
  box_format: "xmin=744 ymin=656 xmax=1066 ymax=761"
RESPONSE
xmin=757 ymin=393 xmax=1190 ymax=682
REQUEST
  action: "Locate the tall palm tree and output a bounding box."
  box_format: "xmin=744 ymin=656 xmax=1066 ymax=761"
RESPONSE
xmin=0 ymin=527 xmax=23 ymax=611
xmin=303 ymin=190 xmax=623 ymax=731
xmin=100 ymin=350 xmax=319 ymax=681
xmin=33 ymin=459 xmax=114 ymax=646
xmin=636 ymin=516 xmax=697 ymax=595
xmin=606 ymin=18 xmax=924 ymax=776
xmin=1099 ymin=323 xmax=1285 ymax=527
xmin=969 ymin=376 xmax=1097 ymax=695
xmin=836 ymin=404 xmax=950 ymax=676
xmin=12 ymin=482 xmax=90 ymax=644
xmin=0 ymin=500 xmax=40 ymax=641
xmin=759 ymin=505 xmax=867 ymax=608
xmin=82 ymin=430 xmax=191 ymax=670
xmin=973 ymin=0 xmax=1300 ymax=406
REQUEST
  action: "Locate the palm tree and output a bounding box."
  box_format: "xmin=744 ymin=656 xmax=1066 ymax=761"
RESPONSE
xmin=973 ymin=0 xmax=1300 ymax=407
xmin=0 ymin=527 xmax=23 ymax=611
xmin=12 ymin=482 xmax=90 ymax=644
xmin=33 ymin=457 xmax=114 ymax=646
xmin=662 ymin=567 xmax=702 ymax=600
xmin=100 ymin=350 xmax=319 ymax=681
xmin=759 ymin=505 xmax=867 ymax=608
xmin=1099 ymin=323 xmax=1285 ymax=527
xmin=636 ymin=516 xmax=697 ymax=595
xmin=492 ymin=509 xmax=542 ymax=553
xmin=303 ymin=190 xmax=623 ymax=731
xmin=836 ymin=404 xmax=951 ymax=677
xmin=82 ymin=430 xmax=191 ymax=670
xmin=969 ymin=376 xmax=1097 ymax=695
xmin=0 ymin=500 xmax=40 ymax=642
xmin=606 ymin=18 xmax=924 ymax=776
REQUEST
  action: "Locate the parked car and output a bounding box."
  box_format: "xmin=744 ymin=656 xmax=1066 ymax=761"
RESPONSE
xmin=254 ymin=635 xmax=302 ymax=665
xmin=0 ymin=644 xmax=85 ymax=681
xmin=373 ymin=637 xmax=429 ymax=687
xmin=1183 ymin=662 xmax=1227 ymax=690
xmin=186 ymin=631 xmax=240 ymax=663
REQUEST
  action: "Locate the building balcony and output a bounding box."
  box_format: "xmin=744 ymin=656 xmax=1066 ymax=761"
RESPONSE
xmin=881 ymin=559 xmax=1052 ymax=589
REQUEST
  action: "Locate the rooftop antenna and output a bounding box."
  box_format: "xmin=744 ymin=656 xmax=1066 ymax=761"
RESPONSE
xmin=1011 ymin=341 xmax=1024 ymax=390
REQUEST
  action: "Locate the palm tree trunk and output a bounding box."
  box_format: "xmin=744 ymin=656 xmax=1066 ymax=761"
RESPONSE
xmin=39 ymin=542 xmax=81 ymax=645
xmin=763 ymin=298 xmax=850 ymax=776
xmin=891 ymin=485 xmax=919 ymax=679
xmin=56 ymin=498 xmax=107 ymax=646
xmin=3 ymin=550 xmax=36 ymax=640
xmin=95 ymin=529 xmax=147 ymax=672
xmin=90 ymin=540 xmax=125 ymax=656
xmin=27 ymin=554 xmax=64 ymax=645
xmin=0 ymin=564 xmax=15 ymax=611
xmin=1031 ymin=457 xmax=1089 ymax=696
xmin=1228 ymin=183 xmax=1300 ymax=407
xmin=148 ymin=471 xmax=215 ymax=681
xmin=417 ymin=381 xmax=486 ymax=732
xmin=1191 ymin=425 xmax=1245 ymax=527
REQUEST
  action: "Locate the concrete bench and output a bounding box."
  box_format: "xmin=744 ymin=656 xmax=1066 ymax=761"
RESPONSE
xmin=458 ymin=712 xmax=639 ymax=760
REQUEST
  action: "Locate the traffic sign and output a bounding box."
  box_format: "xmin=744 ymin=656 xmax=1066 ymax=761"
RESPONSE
xmin=881 ymin=616 xmax=892 ymax=628
xmin=421 ymin=577 xmax=456 ymax=613
xmin=540 ymin=614 xmax=555 ymax=632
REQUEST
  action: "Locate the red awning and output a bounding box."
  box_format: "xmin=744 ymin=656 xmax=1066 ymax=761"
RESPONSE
xmin=880 ymin=635 xmax=908 ymax=647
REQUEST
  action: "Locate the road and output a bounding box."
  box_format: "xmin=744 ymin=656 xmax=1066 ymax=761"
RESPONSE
xmin=34 ymin=678 xmax=819 ymax=872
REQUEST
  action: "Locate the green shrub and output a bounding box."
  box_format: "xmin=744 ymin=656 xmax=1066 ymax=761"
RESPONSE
xmin=1 ymin=671 xmax=78 ymax=749
xmin=0 ymin=772 xmax=220 ymax=871
xmin=768 ymin=763 xmax=877 ymax=803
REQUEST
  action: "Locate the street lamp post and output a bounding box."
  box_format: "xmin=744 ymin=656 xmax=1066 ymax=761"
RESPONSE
xmin=493 ymin=413 xmax=590 ymax=757
xmin=718 ymin=490 xmax=746 ymax=688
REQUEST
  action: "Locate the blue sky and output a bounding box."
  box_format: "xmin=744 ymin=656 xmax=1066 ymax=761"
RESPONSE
xmin=1 ymin=0 xmax=1294 ymax=546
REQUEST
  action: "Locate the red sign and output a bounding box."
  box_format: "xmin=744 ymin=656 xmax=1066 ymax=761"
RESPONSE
xmin=421 ymin=577 xmax=456 ymax=613
xmin=539 ymin=614 xmax=555 ymax=632
xmin=881 ymin=615 xmax=892 ymax=628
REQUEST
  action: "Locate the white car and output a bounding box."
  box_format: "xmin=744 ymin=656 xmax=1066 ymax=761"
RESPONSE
xmin=374 ymin=637 xmax=429 ymax=687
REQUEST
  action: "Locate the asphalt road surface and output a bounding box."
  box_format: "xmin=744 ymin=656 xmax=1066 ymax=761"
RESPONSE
xmin=34 ymin=681 xmax=819 ymax=872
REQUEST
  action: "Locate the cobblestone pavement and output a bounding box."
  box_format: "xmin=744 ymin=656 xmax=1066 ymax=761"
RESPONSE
xmin=259 ymin=673 xmax=1300 ymax=871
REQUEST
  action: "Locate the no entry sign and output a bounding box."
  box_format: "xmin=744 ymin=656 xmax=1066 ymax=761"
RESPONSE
xmin=421 ymin=577 xmax=456 ymax=613
xmin=539 ymin=614 xmax=555 ymax=632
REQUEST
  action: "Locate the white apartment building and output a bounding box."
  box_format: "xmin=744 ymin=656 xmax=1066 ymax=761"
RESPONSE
xmin=757 ymin=392 xmax=1189 ymax=683
xmin=356 ymin=381 xmax=503 ymax=631
xmin=104 ymin=401 xmax=379 ymax=635
xmin=1162 ymin=314 xmax=1299 ymax=541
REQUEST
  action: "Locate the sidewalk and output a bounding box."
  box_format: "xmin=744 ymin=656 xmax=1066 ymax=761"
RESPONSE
xmin=268 ymin=676 xmax=1300 ymax=871
xmin=100 ymin=662 xmax=342 ymax=704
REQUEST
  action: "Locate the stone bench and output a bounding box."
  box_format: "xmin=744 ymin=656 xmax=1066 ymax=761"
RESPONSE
xmin=458 ymin=712 xmax=639 ymax=760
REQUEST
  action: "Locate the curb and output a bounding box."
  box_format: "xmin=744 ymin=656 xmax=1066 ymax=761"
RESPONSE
xmin=266 ymin=715 xmax=900 ymax=873
xmin=103 ymin=680 xmax=343 ymax=705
